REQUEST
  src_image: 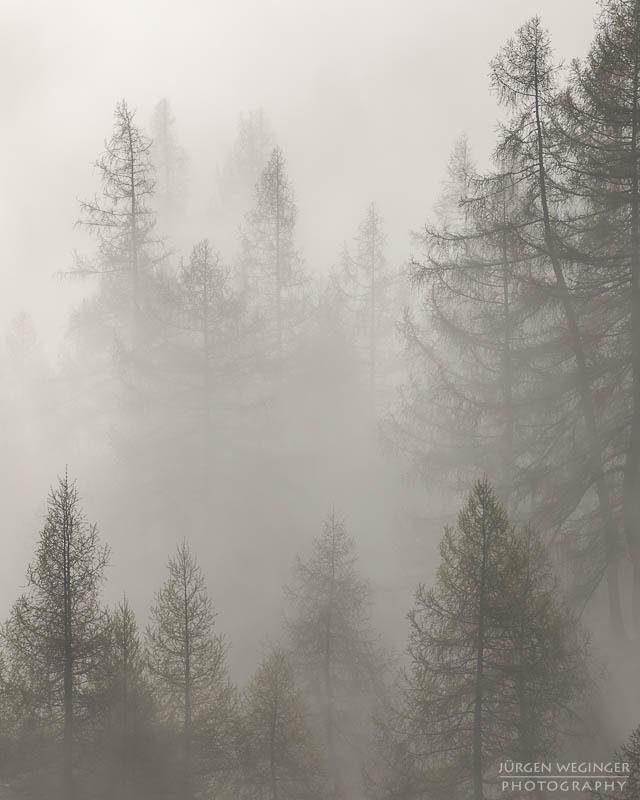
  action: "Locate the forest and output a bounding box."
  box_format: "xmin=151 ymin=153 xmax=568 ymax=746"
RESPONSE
xmin=4 ymin=1 xmax=640 ymax=798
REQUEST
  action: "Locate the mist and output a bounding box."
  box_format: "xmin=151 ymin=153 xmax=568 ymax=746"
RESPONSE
xmin=6 ymin=1 xmax=640 ymax=799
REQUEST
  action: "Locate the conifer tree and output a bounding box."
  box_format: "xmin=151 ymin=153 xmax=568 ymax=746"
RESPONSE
xmin=370 ymin=480 xmax=588 ymax=800
xmin=150 ymin=97 xmax=188 ymax=234
xmin=242 ymin=146 xmax=307 ymax=361
xmin=238 ymin=647 xmax=325 ymax=800
xmin=563 ymin=0 xmax=640 ymax=633
xmin=286 ymin=512 xmax=381 ymax=799
xmin=490 ymin=16 xmax=624 ymax=630
xmin=146 ymin=540 xmax=235 ymax=799
xmin=339 ymin=202 xmax=398 ymax=407
xmin=3 ymin=472 xmax=109 ymax=800
xmin=93 ymin=598 xmax=157 ymax=799
xmin=76 ymin=99 xmax=160 ymax=345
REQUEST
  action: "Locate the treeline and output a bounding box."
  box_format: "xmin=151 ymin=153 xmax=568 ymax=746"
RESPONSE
xmin=0 ymin=473 xmax=599 ymax=800
xmin=0 ymin=473 xmax=382 ymax=800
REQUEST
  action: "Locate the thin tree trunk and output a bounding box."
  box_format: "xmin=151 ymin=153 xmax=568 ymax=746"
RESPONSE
xmin=370 ymin=206 xmax=377 ymax=408
xmin=269 ymin=670 xmax=279 ymax=800
xmin=275 ymin=158 xmax=283 ymax=361
xmin=472 ymin=511 xmax=488 ymax=800
xmin=623 ymin=0 xmax=640 ymax=634
xmin=501 ymin=193 xmax=515 ymax=491
xmin=183 ymin=570 xmax=192 ymax=800
xmin=63 ymin=482 xmax=74 ymax=800
xmin=325 ymin=518 xmax=337 ymax=796
xmin=127 ymin=114 xmax=140 ymax=343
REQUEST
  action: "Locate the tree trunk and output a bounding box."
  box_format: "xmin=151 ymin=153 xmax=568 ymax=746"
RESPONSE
xmin=370 ymin=207 xmax=377 ymax=408
xmin=63 ymin=491 xmax=74 ymax=800
xmin=183 ymin=573 xmax=192 ymax=800
xmin=269 ymin=670 xmax=279 ymax=800
xmin=325 ymin=522 xmax=337 ymax=797
xmin=472 ymin=509 xmax=488 ymax=800
xmin=623 ymin=1 xmax=640 ymax=635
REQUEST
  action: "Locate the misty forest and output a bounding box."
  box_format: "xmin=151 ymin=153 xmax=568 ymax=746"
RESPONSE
xmin=8 ymin=1 xmax=640 ymax=799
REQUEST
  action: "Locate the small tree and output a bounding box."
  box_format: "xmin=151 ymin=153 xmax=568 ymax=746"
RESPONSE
xmin=239 ymin=647 xmax=325 ymax=800
xmin=287 ymin=512 xmax=381 ymax=799
xmin=92 ymin=597 xmax=159 ymax=799
xmin=146 ymin=540 xmax=234 ymax=799
xmin=3 ymin=471 xmax=109 ymax=800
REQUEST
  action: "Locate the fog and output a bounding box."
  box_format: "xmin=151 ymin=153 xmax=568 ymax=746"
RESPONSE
xmin=7 ymin=0 xmax=640 ymax=798
xmin=2 ymin=0 xmax=596 ymax=335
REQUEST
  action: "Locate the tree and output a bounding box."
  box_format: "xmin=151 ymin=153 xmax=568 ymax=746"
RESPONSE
xmin=146 ymin=540 xmax=235 ymax=799
xmin=3 ymin=471 xmax=109 ymax=800
xmin=150 ymin=97 xmax=188 ymax=234
xmin=593 ymin=725 xmax=640 ymax=799
xmin=241 ymin=146 xmax=308 ymax=361
xmin=563 ymin=0 xmax=640 ymax=634
xmin=76 ymin=99 xmax=160 ymax=345
xmin=372 ymin=479 xmax=588 ymax=800
xmin=92 ymin=598 xmax=159 ymax=799
xmin=490 ymin=16 xmax=625 ymax=632
xmin=216 ymin=109 xmax=274 ymax=218
xmin=339 ymin=202 xmax=399 ymax=407
xmin=238 ymin=647 xmax=325 ymax=800
xmin=387 ymin=137 xmax=535 ymax=501
xmin=499 ymin=525 xmax=589 ymax=765
xmin=286 ymin=512 xmax=381 ymax=799
xmin=173 ymin=239 xmax=261 ymax=464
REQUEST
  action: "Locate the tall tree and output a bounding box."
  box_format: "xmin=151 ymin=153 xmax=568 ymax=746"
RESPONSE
xmin=388 ymin=137 xmax=535 ymax=502
xmin=93 ymin=598 xmax=158 ymax=799
xmin=146 ymin=540 xmax=235 ymax=800
xmin=3 ymin=472 xmax=109 ymax=800
xmin=563 ymin=0 xmax=640 ymax=633
xmin=238 ymin=647 xmax=325 ymax=800
xmin=76 ymin=99 xmax=160 ymax=345
xmin=370 ymin=479 xmax=588 ymax=800
xmin=286 ymin=512 xmax=381 ymax=799
xmin=242 ymin=146 xmax=307 ymax=362
xmin=490 ymin=16 xmax=625 ymax=632
xmin=339 ymin=202 xmax=398 ymax=407
xmin=150 ymin=97 xmax=188 ymax=234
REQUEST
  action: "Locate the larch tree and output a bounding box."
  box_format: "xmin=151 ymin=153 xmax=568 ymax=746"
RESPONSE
xmin=216 ymin=110 xmax=275 ymax=221
xmin=3 ymin=472 xmax=109 ymax=800
xmin=150 ymin=97 xmax=188 ymax=235
xmin=371 ymin=479 xmax=588 ymax=800
xmin=94 ymin=597 xmax=157 ymax=799
xmin=490 ymin=16 xmax=625 ymax=632
xmin=145 ymin=238 xmax=263 ymax=529
xmin=388 ymin=136 xmax=536 ymax=503
xmin=76 ymin=99 xmax=160 ymax=347
xmin=498 ymin=525 xmax=589 ymax=765
xmin=146 ymin=540 xmax=235 ymax=800
xmin=593 ymin=725 xmax=640 ymax=799
xmin=286 ymin=512 xmax=382 ymax=799
xmin=238 ymin=647 xmax=325 ymax=800
xmin=173 ymin=239 xmax=260 ymax=455
xmin=563 ymin=0 xmax=640 ymax=633
xmin=241 ymin=146 xmax=307 ymax=362
xmin=339 ymin=202 xmax=398 ymax=407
